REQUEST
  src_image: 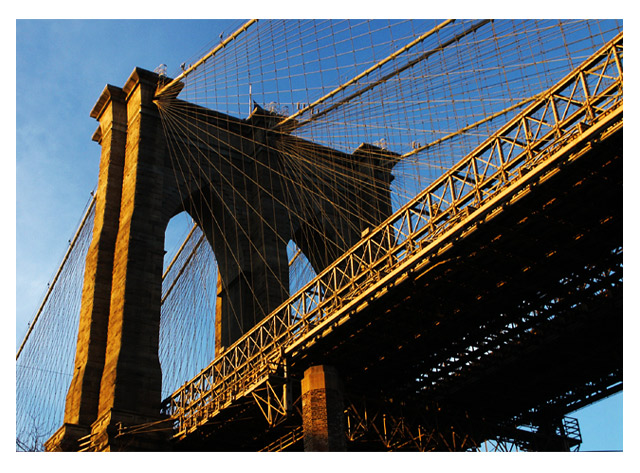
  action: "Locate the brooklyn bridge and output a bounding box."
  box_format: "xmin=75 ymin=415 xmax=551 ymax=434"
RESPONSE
xmin=16 ymin=19 xmax=622 ymax=452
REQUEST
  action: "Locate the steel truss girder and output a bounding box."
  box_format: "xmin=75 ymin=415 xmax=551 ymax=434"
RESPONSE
xmin=166 ymin=353 xmax=289 ymax=439
xmin=343 ymin=397 xmax=582 ymax=452
xmin=164 ymin=33 xmax=623 ymax=440
xmin=250 ymin=375 xmax=291 ymax=428
xmin=413 ymin=250 xmax=622 ymax=397
xmin=259 ymin=426 xmax=304 ymax=452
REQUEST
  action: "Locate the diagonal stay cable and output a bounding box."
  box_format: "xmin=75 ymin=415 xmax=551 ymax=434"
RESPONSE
xmin=277 ymin=20 xmax=493 ymax=133
xmin=276 ymin=19 xmax=454 ymax=132
xmin=167 ymin=31 xmax=623 ymax=421
xmin=156 ymin=19 xmax=258 ymax=99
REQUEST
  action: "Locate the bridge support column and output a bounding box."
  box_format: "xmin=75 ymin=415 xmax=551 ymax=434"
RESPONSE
xmin=46 ymin=84 xmax=128 ymax=452
xmin=301 ymin=365 xmax=346 ymax=451
xmin=86 ymin=68 xmax=170 ymax=451
xmin=533 ymin=417 xmax=572 ymax=451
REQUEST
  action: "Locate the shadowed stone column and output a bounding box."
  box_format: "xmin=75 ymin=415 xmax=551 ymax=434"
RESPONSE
xmin=301 ymin=365 xmax=346 ymax=451
xmin=46 ymin=65 xmax=399 ymax=452
xmin=88 ymin=68 xmax=170 ymax=451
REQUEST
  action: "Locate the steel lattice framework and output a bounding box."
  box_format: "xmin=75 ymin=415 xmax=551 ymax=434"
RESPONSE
xmin=162 ymin=33 xmax=623 ymax=442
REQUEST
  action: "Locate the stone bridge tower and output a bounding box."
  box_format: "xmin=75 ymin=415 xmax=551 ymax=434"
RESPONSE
xmin=45 ymin=68 xmax=399 ymax=451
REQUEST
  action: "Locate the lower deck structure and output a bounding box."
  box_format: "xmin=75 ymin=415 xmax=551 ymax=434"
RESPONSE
xmin=165 ymin=83 xmax=622 ymax=452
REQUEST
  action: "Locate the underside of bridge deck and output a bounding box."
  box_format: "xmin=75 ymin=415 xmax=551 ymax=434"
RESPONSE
xmin=172 ymin=117 xmax=622 ymax=452
xmin=294 ymin=126 xmax=622 ymax=448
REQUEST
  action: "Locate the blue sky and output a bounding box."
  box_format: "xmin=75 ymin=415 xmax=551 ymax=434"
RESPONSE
xmin=12 ymin=11 xmax=630 ymax=458
xmin=15 ymin=19 xmax=239 ymax=346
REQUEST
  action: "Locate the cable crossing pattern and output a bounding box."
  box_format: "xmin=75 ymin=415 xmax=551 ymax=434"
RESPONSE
xmin=163 ymin=32 xmax=623 ymax=440
xmin=16 ymin=20 xmax=622 ymax=451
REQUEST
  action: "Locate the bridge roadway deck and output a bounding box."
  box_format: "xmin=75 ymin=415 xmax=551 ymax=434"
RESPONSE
xmin=296 ymin=127 xmax=622 ymax=424
xmin=169 ymin=118 xmax=621 ymax=451
xmin=159 ymin=35 xmax=623 ymax=450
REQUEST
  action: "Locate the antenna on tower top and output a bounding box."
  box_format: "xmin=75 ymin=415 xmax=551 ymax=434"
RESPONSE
xmin=154 ymin=64 xmax=167 ymax=77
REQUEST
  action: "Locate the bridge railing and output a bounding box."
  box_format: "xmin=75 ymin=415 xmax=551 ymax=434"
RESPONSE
xmin=164 ymin=32 xmax=623 ymax=438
